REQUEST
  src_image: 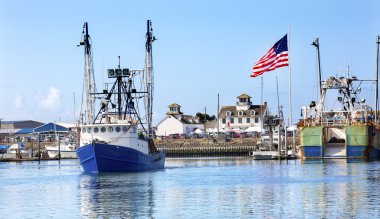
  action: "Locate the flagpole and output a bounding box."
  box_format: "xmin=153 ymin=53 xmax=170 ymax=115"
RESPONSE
xmin=288 ymin=28 xmax=295 ymax=156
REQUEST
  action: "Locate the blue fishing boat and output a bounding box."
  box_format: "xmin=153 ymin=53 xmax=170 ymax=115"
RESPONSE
xmin=76 ymin=21 xmax=165 ymax=173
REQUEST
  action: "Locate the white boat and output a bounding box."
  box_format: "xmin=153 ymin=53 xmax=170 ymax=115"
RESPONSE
xmin=4 ymin=142 xmax=31 ymax=159
xmin=45 ymin=143 xmax=77 ymax=158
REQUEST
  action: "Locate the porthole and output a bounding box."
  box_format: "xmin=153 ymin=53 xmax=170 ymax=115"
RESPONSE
xmin=82 ymin=128 xmax=86 ymax=133
xmin=101 ymin=127 xmax=106 ymax=133
xmin=87 ymin=128 xmax=92 ymax=133
xmin=94 ymin=127 xmax=99 ymax=133
xmin=108 ymin=127 xmax=114 ymax=133
xmin=115 ymin=126 xmax=121 ymax=132
xmin=122 ymin=126 xmax=128 ymax=132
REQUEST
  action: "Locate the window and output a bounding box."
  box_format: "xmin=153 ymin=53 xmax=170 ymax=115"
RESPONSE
xmin=122 ymin=126 xmax=128 ymax=132
xmin=246 ymin=118 xmax=251 ymax=123
xmin=255 ymin=117 xmax=259 ymax=123
xmin=115 ymin=127 xmax=121 ymax=132
xmin=130 ymin=126 xmax=136 ymax=133
xmin=94 ymin=127 xmax=99 ymax=133
xmin=108 ymin=127 xmax=114 ymax=132
xmin=251 ymin=110 xmax=256 ymax=116
xmin=230 ymin=118 xmax=234 ymax=123
xmin=101 ymin=127 xmax=106 ymax=133
xmin=238 ymin=111 xmax=244 ymax=116
xmin=226 ymin=111 xmax=231 ymax=117
xmin=222 ymin=118 xmax=226 ymax=124
xmin=82 ymin=128 xmax=86 ymax=133
xmin=238 ymin=118 xmax=242 ymax=123
xmin=87 ymin=128 xmax=92 ymax=133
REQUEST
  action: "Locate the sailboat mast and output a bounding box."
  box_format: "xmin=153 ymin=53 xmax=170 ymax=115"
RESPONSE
xmin=79 ymin=22 xmax=95 ymax=124
xmin=145 ymin=20 xmax=156 ymax=138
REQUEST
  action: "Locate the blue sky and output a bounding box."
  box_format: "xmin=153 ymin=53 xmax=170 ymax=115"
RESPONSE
xmin=0 ymin=0 xmax=379 ymax=125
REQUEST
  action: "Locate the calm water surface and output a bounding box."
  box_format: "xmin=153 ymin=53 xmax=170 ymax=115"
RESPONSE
xmin=1 ymin=158 xmax=380 ymax=218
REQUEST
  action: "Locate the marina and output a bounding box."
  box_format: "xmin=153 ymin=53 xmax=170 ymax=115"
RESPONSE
xmin=1 ymin=1 xmax=380 ymax=218
xmin=1 ymin=158 xmax=380 ymax=218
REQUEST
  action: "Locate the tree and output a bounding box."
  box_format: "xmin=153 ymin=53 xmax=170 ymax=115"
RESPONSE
xmin=195 ymin=112 xmax=216 ymax=123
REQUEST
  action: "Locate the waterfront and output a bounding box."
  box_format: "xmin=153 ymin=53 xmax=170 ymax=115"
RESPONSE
xmin=1 ymin=158 xmax=380 ymax=218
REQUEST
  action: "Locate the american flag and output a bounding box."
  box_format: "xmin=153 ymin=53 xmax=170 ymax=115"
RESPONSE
xmin=250 ymin=34 xmax=289 ymax=77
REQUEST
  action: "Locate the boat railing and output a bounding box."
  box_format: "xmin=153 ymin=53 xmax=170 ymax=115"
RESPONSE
xmin=300 ymin=115 xmax=376 ymax=127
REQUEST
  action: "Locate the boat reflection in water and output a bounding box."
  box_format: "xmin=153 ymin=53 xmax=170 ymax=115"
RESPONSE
xmin=79 ymin=173 xmax=156 ymax=218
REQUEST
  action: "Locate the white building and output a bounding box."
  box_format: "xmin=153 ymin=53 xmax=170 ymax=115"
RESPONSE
xmin=156 ymin=103 xmax=204 ymax=137
xmin=219 ymin=94 xmax=269 ymax=132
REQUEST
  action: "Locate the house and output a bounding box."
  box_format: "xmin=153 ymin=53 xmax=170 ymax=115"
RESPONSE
xmin=156 ymin=103 xmax=204 ymax=137
xmin=219 ymin=93 xmax=269 ymax=132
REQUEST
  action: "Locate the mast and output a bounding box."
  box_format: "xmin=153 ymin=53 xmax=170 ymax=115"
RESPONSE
xmin=145 ymin=20 xmax=156 ymax=138
xmin=312 ymin=38 xmax=322 ymax=97
xmin=79 ymin=22 xmax=96 ymax=124
xmin=312 ymin=38 xmax=323 ymax=123
xmin=376 ymin=35 xmax=380 ymax=123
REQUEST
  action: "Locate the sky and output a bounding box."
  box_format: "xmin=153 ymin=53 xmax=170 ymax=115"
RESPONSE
xmin=0 ymin=0 xmax=380 ymax=126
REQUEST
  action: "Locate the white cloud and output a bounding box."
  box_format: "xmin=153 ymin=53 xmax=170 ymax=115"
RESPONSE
xmin=14 ymin=95 xmax=23 ymax=108
xmin=38 ymin=86 xmax=61 ymax=110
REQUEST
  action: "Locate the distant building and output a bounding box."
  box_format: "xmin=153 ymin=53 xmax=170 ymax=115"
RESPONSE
xmin=219 ymin=93 xmax=269 ymax=132
xmin=156 ymin=103 xmax=204 ymax=137
xmin=0 ymin=120 xmax=44 ymax=130
xmin=0 ymin=121 xmax=71 ymax=143
xmin=0 ymin=120 xmax=44 ymax=140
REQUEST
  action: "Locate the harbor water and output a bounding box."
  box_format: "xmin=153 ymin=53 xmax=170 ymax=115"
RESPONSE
xmin=1 ymin=158 xmax=380 ymax=218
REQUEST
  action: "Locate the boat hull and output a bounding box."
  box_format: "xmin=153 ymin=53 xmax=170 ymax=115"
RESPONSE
xmin=76 ymin=143 xmax=166 ymax=173
xmin=300 ymin=125 xmax=380 ymax=159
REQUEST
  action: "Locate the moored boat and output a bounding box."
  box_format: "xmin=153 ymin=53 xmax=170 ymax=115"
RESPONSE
xmin=76 ymin=21 xmax=165 ymax=173
xmin=4 ymin=142 xmax=31 ymax=159
xmin=298 ymin=38 xmax=380 ymax=159
xmin=45 ymin=143 xmax=77 ymax=159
